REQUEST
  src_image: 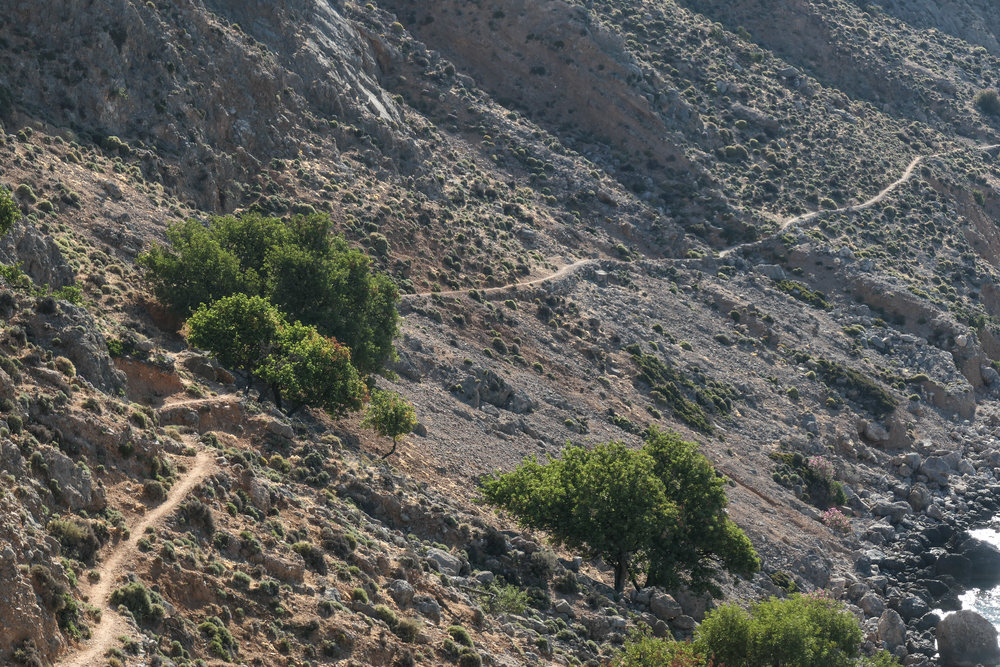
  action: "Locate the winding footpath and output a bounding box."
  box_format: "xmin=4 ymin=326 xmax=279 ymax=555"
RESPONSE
xmin=403 ymin=141 xmax=1000 ymax=298
xmin=57 ymin=448 xmax=217 ymax=667
xmin=53 ymin=141 xmax=1000 ymax=664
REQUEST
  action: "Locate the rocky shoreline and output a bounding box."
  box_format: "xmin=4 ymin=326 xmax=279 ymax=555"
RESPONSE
xmin=812 ymin=435 xmax=1000 ymax=665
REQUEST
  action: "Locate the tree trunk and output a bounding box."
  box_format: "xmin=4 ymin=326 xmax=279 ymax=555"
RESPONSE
xmin=271 ymin=384 xmax=283 ymax=410
xmin=381 ymin=436 xmax=398 ymax=459
xmin=630 ymin=572 xmax=642 ymax=593
xmin=613 ymin=553 xmax=629 ymax=597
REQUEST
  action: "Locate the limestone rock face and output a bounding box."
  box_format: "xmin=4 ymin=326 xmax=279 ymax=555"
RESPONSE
xmin=937 ymin=610 xmax=1000 ymax=667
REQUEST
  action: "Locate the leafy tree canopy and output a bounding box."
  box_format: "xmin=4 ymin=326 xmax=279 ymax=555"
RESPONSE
xmin=186 ymin=294 xmax=284 ymax=380
xmin=362 ymin=389 xmax=418 ymax=458
xmin=481 ymin=427 xmax=759 ymax=596
xmin=258 ymin=321 xmax=367 ymax=418
xmin=139 ymin=211 xmax=399 ymax=376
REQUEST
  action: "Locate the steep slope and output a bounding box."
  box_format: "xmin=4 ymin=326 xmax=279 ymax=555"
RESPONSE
xmin=7 ymin=0 xmax=1000 ymax=665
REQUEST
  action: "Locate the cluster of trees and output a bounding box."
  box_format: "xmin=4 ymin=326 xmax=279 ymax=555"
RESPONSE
xmin=481 ymin=427 xmax=760 ymax=596
xmin=141 ymin=211 xmax=415 ymax=452
xmin=617 ymin=594 xmax=900 ymax=667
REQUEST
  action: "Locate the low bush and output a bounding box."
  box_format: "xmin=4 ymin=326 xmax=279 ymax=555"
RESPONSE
xmin=109 ymin=581 xmax=165 ymax=625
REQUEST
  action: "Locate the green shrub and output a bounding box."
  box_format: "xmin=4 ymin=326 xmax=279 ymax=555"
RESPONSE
xmin=47 ymin=517 xmax=101 ymax=564
xmin=187 ymin=294 xmax=283 ymax=379
xmin=482 ymin=583 xmax=530 ymax=615
xmin=0 ymin=186 xmax=18 ymax=237
xmin=109 ymin=582 xmax=164 ymax=624
xmin=448 ymin=625 xmax=474 ymax=648
xmin=292 ymin=541 xmax=327 ymax=574
xmin=257 ymin=321 xmax=367 ymax=417
xmin=627 ymin=348 xmax=737 ymax=434
xmin=198 ymin=616 xmax=238 ymax=660
xmin=694 ymin=594 xmax=900 ymax=667
xmin=615 ymin=633 xmax=711 ymax=666
xmin=142 ymin=480 xmax=166 ymax=502
xmin=976 ymin=89 xmax=1000 ymax=116
xmin=374 ymin=604 xmax=399 ymax=629
xmin=362 ymin=389 xmax=417 ymax=459
xmin=231 ymin=571 xmax=252 ymax=589
xmin=395 ymin=616 xmax=421 ymax=642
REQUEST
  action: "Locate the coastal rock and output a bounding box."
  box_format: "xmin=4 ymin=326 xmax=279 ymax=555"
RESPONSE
xmin=936 ymin=610 xmax=1000 ymax=667
xmin=877 ymin=609 xmax=906 ymax=650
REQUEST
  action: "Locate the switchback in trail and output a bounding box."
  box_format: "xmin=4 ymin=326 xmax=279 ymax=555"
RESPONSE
xmin=404 ymin=141 xmax=1000 ymax=297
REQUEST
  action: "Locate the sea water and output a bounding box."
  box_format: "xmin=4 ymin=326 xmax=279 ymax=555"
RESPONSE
xmin=950 ymin=525 xmax=1000 ymax=630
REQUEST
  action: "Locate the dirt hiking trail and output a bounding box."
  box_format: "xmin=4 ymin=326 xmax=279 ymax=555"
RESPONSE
xmin=57 ymin=448 xmax=217 ymax=667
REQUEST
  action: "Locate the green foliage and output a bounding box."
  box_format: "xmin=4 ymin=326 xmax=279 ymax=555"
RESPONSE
xmin=52 ymin=285 xmax=84 ymax=305
xmin=138 ymin=211 xmax=399 ymax=376
xmin=481 ymin=428 xmax=758 ymax=596
xmin=693 ymin=595 xmax=899 ymax=667
xmin=770 ymin=452 xmax=846 ymax=510
xmin=0 ymin=263 xmax=33 ymax=290
xmin=481 ymin=583 xmax=530 ymax=615
xmin=258 ymin=321 xmax=367 ymax=417
xmin=199 ymin=616 xmax=238 ymax=660
xmin=47 ymin=517 xmax=101 ymax=564
xmin=0 ymin=186 xmax=18 ymax=237
xmin=109 ymin=582 xmax=164 ymax=625
xmin=361 ymin=389 xmax=417 ymax=458
xmin=774 ymin=280 xmax=832 ymax=310
xmin=627 ymin=347 xmax=737 ymax=434
xmin=187 ymin=294 xmax=284 ymax=377
xmin=811 ymin=357 xmax=897 ymax=416
xmin=616 ymin=633 xmax=713 ymax=666
xmin=976 ymin=89 xmax=1000 ymax=116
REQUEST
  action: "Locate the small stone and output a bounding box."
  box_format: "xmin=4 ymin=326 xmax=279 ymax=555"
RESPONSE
xmin=671 ymin=615 xmax=696 ymax=631
xmin=387 ymin=579 xmax=414 ymax=607
xmin=553 ymin=599 xmax=574 ymax=617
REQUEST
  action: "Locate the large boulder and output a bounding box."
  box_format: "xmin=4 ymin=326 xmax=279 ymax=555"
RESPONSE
xmin=937 ymin=610 xmax=1000 ymax=666
xmin=878 ymin=609 xmax=906 ymax=650
xmin=920 ymin=456 xmax=951 ymax=485
xmin=648 ymin=591 xmax=683 ymax=621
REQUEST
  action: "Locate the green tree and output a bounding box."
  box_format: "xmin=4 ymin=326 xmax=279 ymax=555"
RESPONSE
xmin=481 ymin=429 xmax=758 ymax=596
xmin=643 ymin=428 xmax=760 ymax=595
xmin=186 ymin=294 xmax=284 ymax=387
xmin=138 ymin=219 xmax=243 ymax=316
xmin=362 ymin=389 xmax=417 ymax=458
xmin=259 ymin=321 xmax=367 ymax=417
xmin=0 ymin=185 xmax=18 ymax=237
xmin=138 ymin=211 xmax=399 ymax=376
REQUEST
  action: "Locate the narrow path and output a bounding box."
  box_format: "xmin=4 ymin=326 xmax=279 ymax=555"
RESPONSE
xmin=57 ymin=448 xmax=217 ymax=667
xmin=406 ymin=141 xmax=1000 ymax=299
xmin=401 ymin=257 xmax=596 ymax=301
xmin=720 ymin=142 xmax=1000 ymax=258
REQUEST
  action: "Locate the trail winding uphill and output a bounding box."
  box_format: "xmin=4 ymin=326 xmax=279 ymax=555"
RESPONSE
xmin=406 ymin=141 xmax=1000 ymax=296
xmin=56 ymin=448 xmax=217 ymax=667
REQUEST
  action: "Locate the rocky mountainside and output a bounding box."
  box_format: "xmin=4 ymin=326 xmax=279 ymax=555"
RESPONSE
xmin=6 ymin=0 xmax=1000 ymax=665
